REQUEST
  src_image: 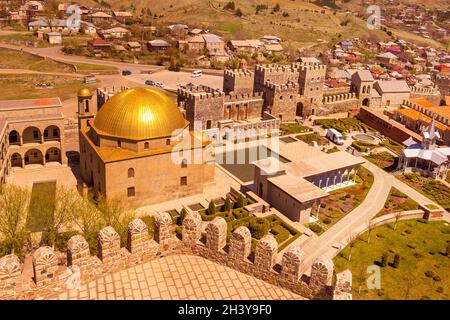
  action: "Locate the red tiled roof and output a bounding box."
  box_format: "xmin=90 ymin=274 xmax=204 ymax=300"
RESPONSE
xmin=87 ymin=38 xmax=110 ymax=46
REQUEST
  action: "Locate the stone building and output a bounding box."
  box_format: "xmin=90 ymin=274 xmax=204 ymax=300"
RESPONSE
xmin=253 ymin=151 xmax=363 ymax=224
xmin=393 ymin=98 xmax=450 ymax=146
xmin=0 ymin=97 xmax=66 ymax=187
xmin=78 ymin=87 xmax=215 ymax=206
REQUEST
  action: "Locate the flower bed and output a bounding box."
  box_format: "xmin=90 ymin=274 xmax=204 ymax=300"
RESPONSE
xmin=314 ymin=118 xmax=373 ymax=133
xmin=364 ymin=151 xmax=398 ymax=172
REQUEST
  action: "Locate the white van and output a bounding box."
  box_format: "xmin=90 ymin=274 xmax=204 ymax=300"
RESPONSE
xmin=191 ymin=70 xmax=203 ymax=78
xmin=326 ymin=128 xmax=344 ymax=145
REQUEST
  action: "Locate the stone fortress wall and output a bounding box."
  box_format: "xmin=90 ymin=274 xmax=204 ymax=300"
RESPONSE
xmin=410 ymin=85 xmax=441 ymax=106
xmin=0 ymin=203 xmax=352 ymax=300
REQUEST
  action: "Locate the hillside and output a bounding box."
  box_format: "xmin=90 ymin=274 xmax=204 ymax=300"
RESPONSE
xmin=72 ymin=0 xmax=445 ymax=50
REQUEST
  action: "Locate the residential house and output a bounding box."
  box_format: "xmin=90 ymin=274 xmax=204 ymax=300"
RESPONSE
xmin=99 ymin=27 xmax=131 ymax=40
xmin=90 ymin=11 xmax=112 ymax=25
xmin=185 ymin=34 xmax=205 ymax=53
xmin=127 ymin=41 xmax=141 ymax=52
xmin=227 ymin=40 xmax=263 ymax=54
xmin=147 ymin=39 xmax=171 ymax=52
xmin=376 ymin=52 xmax=399 ymax=65
xmin=168 ymin=24 xmax=189 ymax=36
xmin=87 ymin=38 xmax=111 ymax=54
xmin=203 ymin=34 xmax=225 ymax=56
xmin=189 ymin=28 xmax=204 ymax=36
xmin=45 ymin=32 xmax=62 ymax=45
xmin=260 ymin=35 xmax=281 ymax=44
xmin=80 ymin=21 xmax=97 ymax=36
xmin=28 ymin=19 xmax=79 ymax=34
xmin=113 ymin=11 xmax=133 ymax=24
xmin=263 ymin=43 xmax=283 ymax=54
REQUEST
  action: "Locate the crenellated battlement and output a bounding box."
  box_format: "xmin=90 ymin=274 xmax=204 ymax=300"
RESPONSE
xmin=264 ymin=80 xmax=299 ymax=92
xmin=410 ymin=85 xmax=439 ymax=95
xmin=402 ymin=99 xmax=450 ymax=126
xmin=323 ymin=92 xmax=357 ymax=103
xmin=224 ymin=69 xmax=254 ymax=78
xmin=224 ymin=91 xmax=264 ymax=102
xmin=0 ymin=191 xmax=352 ymax=300
xmin=177 ymin=86 xmax=225 ymax=102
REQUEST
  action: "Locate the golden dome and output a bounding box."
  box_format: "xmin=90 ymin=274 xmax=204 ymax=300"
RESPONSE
xmin=78 ymin=88 xmax=92 ymax=97
xmin=91 ymin=88 xmax=189 ymax=140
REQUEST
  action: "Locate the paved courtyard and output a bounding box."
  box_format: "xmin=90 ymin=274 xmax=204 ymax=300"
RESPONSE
xmin=58 ymin=254 xmax=304 ymax=300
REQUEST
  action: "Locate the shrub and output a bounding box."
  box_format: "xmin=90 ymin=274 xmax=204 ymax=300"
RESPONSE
xmin=392 ymin=253 xmax=400 ymax=268
xmin=175 ymin=226 xmax=182 ymax=239
xmin=309 ymin=224 xmax=323 ymax=234
xmin=424 ymin=270 xmax=434 ymax=278
xmin=436 ymin=287 xmax=444 ymax=293
xmin=224 ymin=198 xmax=232 ymax=212
xmin=232 ymin=208 xmax=249 ymax=219
xmin=381 ymin=252 xmax=389 ymax=267
xmin=323 ymin=217 xmax=332 ymax=224
xmin=177 ymin=208 xmax=187 ymax=226
xmin=433 ymin=275 xmax=441 ymax=282
xmin=249 ymin=218 xmax=270 ymax=239
xmin=235 ymin=194 xmax=245 ymax=209
xmin=270 ymin=224 xmax=290 ymax=243
xmin=208 ymin=201 xmax=216 ymax=215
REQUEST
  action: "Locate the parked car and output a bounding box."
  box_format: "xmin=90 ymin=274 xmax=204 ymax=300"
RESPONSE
xmin=145 ymin=80 xmax=155 ymax=86
xmin=325 ymin=128 xmax=344 ymax=145
xmin=155 ymin=82 xmax=164 ymax=88
xmin=191 ymin=70 xmax=203 ymax=77
xmin=122 ymin=70 xmax=132 ymax=76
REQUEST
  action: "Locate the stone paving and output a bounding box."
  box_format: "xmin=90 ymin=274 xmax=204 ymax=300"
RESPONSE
xmin=57 ymin=254 xmax=304 ymax=300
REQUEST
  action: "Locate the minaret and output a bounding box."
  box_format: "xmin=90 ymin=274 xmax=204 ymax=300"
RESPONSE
xmin=77 ymin=88 xmax=95 ymax=130
xmin=421 ymin=115 xmax=440 ymax=150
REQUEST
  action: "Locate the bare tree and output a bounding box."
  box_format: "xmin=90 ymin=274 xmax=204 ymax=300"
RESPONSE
xmin=0 ymin=185 xmax=30 ymax=256
xmin=367 ymin=220 xmax=376 ymax=244
xmin=393 ymin=211 xmax=402 ymax=231
xmin=347 ymin=233 xmax=358 ymax=262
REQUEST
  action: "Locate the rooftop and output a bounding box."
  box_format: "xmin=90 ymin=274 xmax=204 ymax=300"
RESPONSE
xmin=0 ymin=97 xmax=62 ymax=111
xmin=375 ymin=80 xmax=410 ymax=93
xmin=268 ymin=174 xmax=328 ymax=204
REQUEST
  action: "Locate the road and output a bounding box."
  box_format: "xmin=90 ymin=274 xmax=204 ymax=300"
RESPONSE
xmin=300 ymin=160 xmax=444 ymax=271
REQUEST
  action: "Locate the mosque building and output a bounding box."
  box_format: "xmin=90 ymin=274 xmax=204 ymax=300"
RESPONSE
xmin=77 ymin=87 xmax=215 ymax=206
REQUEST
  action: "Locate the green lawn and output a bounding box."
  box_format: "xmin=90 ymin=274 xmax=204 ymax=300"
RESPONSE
xmin=364 ymin=152 xmax=398 ymax=172
xmin=295 ymin=132 xmax=329 ymax=146
xmin=376 ymin=187 xmax=419 ymax=217
xmin=280 ymin=122 xmax=312 ymax=135
xmin=309 ymin=166 xmax=374 ymax=233
xmin=27 ymin=181 xmax=57 ymax=232
xmin=398 ymin=173 xmax=450 ymax=210
xmin=334 ymin=220 xmax=450 ymax=300
xmin=0 ymin=48 xmax=75 ymax=73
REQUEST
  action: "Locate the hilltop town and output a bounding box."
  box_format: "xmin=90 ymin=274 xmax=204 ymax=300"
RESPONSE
xmin=0 ymin=0 xmax=448 ymax=304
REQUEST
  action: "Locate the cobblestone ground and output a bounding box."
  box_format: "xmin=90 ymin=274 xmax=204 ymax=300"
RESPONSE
xmin=58 ymin=254 xmax=304 ymax=300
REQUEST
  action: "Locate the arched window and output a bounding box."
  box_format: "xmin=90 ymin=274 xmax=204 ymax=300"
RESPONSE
xmin=144 ymin=142 xmax=149 ymax=150
xmin=181 ymin=158 xmax=187 ymax=168
xmin=128 ymin=168 xmax=134 ymax=178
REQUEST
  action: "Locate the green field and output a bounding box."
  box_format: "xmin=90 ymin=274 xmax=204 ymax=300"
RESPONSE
xmin=334 ymin=220 xmax=450 ymax=300
xmin=27 ymin=181 xmax=57 ymax=232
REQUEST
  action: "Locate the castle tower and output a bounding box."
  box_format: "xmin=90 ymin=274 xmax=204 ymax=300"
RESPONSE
xmin=77 ymin=88 xmax=95 ymax=130
xmin=350 ymin=70 xmax=374 ymax=107
xmin=223 ymin=69 xmax=254 ymax=95
xmin=298 ymin=64 xmax=326 ymax=116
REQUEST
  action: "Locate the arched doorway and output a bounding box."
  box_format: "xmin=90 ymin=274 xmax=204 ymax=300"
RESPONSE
xmin=45 ymin=147 xmax=61 ymax=163
xmin=296 ymin=102 xmax=304 ymax=117
xmin=43 ymin=125 xmax=60 ymax=141
xmin=24 ymin=149 xmax=43 ymax=165
xmin=22 ymin=127 xmax=41 ymax=144
xmin=362 ymin=98 xmax=370 ymax=107
xmin=10 ymin=153 xmax=22 ymax=167
xmin=9 ymin=130 xmax=20 ymax=145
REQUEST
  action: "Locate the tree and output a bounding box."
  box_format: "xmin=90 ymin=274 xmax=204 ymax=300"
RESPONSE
xmin=367 ymin=220 xmax=376 ymax=244
xmin=347 ymin=234 xmax=357 ymax=261
xmin=273 ymin=4 xmax=281 ymax=13
xmin=224 ymin=198 xmax=232 ymax=212
xmin=381 ymin=252 xmax=389 ymax=267
xmin=392 ymin=253 xmax=401 ymax=268
xmin=393 ymin=211 xmax=402 ymax=230
xmin=236 ymin=194 xmax=245 ymax=209
xmin=208 ymin=201 xmax=216 ymax=215
xmin=0 ymin=185 xmax=30 ymax=257
xmin=223 ymin=1 xmax=235 ymax=11
xmin=446 ymin=242 xmax=450 ymax=256
xmin=235 ymin=8 xmax=243 ymax=17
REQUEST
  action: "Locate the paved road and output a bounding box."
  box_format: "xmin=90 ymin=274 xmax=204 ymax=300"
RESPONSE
xmin=300 ymin=160 xmax=444 ymax=271
xmin=0 ymin=43 xmax=161 ymax=73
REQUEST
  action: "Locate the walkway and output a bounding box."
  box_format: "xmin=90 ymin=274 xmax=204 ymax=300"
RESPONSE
xmin=300 ymin=160 xmax=444 ymax=271
xmin=57 ymin=254 xmax=304 ymax=300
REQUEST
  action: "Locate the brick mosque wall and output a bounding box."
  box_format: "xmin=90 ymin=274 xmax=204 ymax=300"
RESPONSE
xmin=0 ymin=212 xmax=352 ymax=300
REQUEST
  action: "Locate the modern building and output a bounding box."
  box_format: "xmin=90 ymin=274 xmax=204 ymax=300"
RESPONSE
xmin=253 ymin=151 xmax=363 ymax=223
xmin=77 ymin=87 xmax=215 ymax=206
